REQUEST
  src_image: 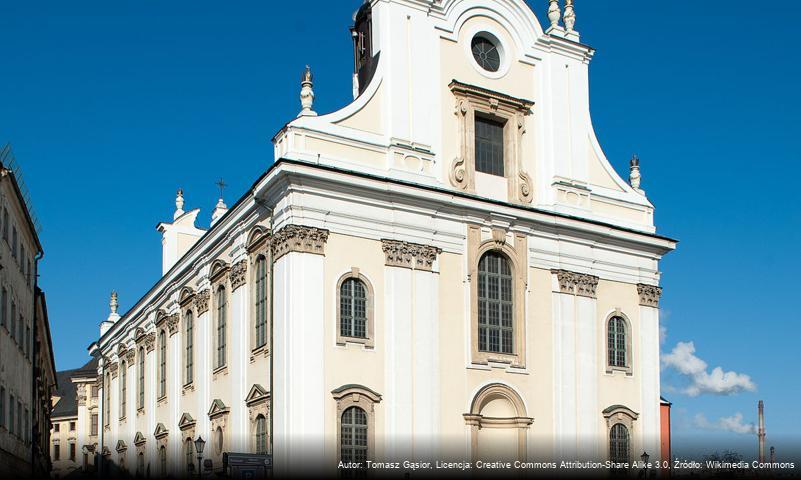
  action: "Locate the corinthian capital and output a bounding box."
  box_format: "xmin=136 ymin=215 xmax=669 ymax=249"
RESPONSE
xmin=271 ymin=225 xmax=329 ymax=260
xmin=637 ymin=284 xmax=663 ymax=308
xmin=552 ymin=269 xmax=599 ymax=298
xmin=381 ymin=239 xmax=442 ymax=271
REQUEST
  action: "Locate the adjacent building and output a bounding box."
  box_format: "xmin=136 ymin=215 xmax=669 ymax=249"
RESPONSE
xmin=0 ymin=143 xmax=56 ymax=476
xmin=93 ymin=0 xmax=676 ymax=476
xmin=49 ymin=358 xmax=99 ymax=478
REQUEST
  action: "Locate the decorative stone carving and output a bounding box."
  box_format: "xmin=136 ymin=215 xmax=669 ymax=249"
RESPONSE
xmin=77 ymin=384 xmax=86 ymax=407
xmin=449 ymin=81 xmax=535 ymax=205
xmin=194 ymin=289 xmax=210 ymax=315
xmin=167 ymin=314 xmax=180 ymax=336
xmin=229 ymin=260 xmax=248 ymax=292
xmin=144 ymin=332 xmax=156 ymax=353
xmin=381 ymin=240 xmax=442 ymax=271
xmin=548 ymin=0 xmax=561 ymax=28
xmin=449 ymin=156 xmax=468 ymax=190
xmin=564 ymin=0 xmax=576 ymax=32
xmin=298 ymin=65 xmax=317 ymax=117
xmin=124 ymin=349 xmax=135 ymax=364
xmin=108 ymin=362 xmax=119 ymax=379
xmin=552 ymin=269 xmax=599 ymax=298
xmin=637 ymin=284 xmax=663 ymax=308
xmin=271 ymin=225 xmax=329 ymax=260
xmin=629 ymin=154 xmax=644 ymax=194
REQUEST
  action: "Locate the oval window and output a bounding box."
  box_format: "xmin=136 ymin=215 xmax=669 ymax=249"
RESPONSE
xmin=471 ymin=35 xmax=501 ymax=72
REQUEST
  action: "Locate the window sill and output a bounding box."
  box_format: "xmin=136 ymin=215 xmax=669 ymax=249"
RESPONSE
xmin=157 ymin=395 xmax=168 ymax=406
xmin=182 ymin=383 xmax=195 ymax=396
xmin=472 ymin=351 xmax=524 ymax=369
xmin=336 ymin=336 xmax=374 ymax=349
xmin=136 ymin=408 xmax=145 ymax=417
xmin=212 ymin=365 xmax=228 ymax=380
xmin=250 ymin=345 xmax=269 ymax=363
xmin=605 ymin=366 xmax=633 ymax=376
xmin=118 ymin=416 xmax=127 ymax=423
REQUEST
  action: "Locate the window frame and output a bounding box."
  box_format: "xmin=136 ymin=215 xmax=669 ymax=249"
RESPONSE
xmin=158 ymin=329 xmax=167 ymax=399
xmin=119 ymin=361 xmax=127 ymax=419
xmin=603 ymin=405 xmax=639 ymax=463
xmin=214 ymin=285 xmax=227 ymax=370
xmin=184 ymin=310 xmax=194 ymax=386
xmin=468 ymin=227 xmax=527 ymax=368
xmin=253 ymin=255 xmax=269 ymax=350
xmin=474 ymin=113 xmax=507 ymax=177
xmin=333 ymin=385 xmax=381 ymax=465
xmin=137 ymin=347 xmax=145 ymax=411
xmin=448 ymin=80 xmax=534 ymax=205
xmin=335 ymin=269 xmax=375 ymax=349
xmin=604 ymin=310 xmax=633 ymax=375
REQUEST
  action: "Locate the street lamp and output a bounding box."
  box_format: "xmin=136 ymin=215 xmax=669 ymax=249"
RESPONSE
xmin=194 ymin=436 xmax=206 ymax=478
xmin=641 ymin=451 xmax=650 ymax=464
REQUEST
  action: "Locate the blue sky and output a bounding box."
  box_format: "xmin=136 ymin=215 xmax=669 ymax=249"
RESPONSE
xmin=1 ymin=0 xmax=799 ymax=460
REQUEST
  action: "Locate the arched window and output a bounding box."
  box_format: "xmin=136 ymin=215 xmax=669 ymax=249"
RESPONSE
xmin=104 ymin=372 xmax=111 ymax=426
xmin=214 ymin=427 xmax=224 ymax=455
xmin=137 ymin=452 xmax=144 ymax=475
xmin=477 ymin=252 xmax=513 ymax=354
xmin=340 ymin=278 xmax=367 ymax=339
xmin=184 ymin=311 xmax=194 ymax=385
xmin=215 ymin=286 xmax=227 ymax=369
xmin=138 ymin=347 xmax=145 ymax=410
xmin=254 ymin=256 xmax=268 ymax=348
xmin=608 ymin=316 xmax=627 ymax=368
xmin=158 ymin=330 xmax=167 ymax=398
xmin=340 ymin=407 xmax=368 ymax=463
xmin=159 ymin=445 xmax=167 ymax=477
xmin=255 ymin=415 xmax=267 ymax=454
xmin=609 ymin=423 xmax=630 ymax=463
xmin=184 ymin=438 xmax=194 ymax=473
xmin=120 ymin=361 xmax=126 ymax=419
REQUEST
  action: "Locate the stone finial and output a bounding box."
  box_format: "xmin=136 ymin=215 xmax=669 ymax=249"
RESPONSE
xmin=174 ymin=189 xmax=185 ymax=219
xmin=110 ymin=291 xmax=119 ymax=315
xmin=548 ymin=0 xmax=561 ymax=28
xmin=629 ymin=154 xmax=643 ymax=193
xmin=564 ymin=0 xmax=576 ymax=32
xmin=211 ymin=197 xmax=228 ymax=226
xmin=299 ymin=65 xmax=317 ymax=117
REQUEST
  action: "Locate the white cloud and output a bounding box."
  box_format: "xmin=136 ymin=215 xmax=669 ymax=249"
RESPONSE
xmin=662 ymin=342 xmax=756 ymax=397
xmin=695 ymin=412 xmax=756 ymax=435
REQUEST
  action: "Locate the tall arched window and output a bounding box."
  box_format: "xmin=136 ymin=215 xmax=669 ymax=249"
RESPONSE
xmin=184 ymin=311 xmax=194 ymax=385
xmin=255 ymin=415 xmax=267 ymax=454
xmin=119 ymin=361 xmax=126 ymax=419
xmin=138 ymin=347 xmax=145 ymax=410
xmin=216 ymin=286 xmax=227 ymax=369
xmin=158 ymin=331 xmax=167 ymax=398
xmin=340 ymin=278 xmax=367 ymax=339
xmin=477 ymin=252 xmax=513 ymax=354
xmin=608 ymin=316 xmax=627 ymax=368
xmin=254 ymin=256 xmax=268 ymax=348
xmin=340 ymin=406 xmax=368 ymax=463
xmin=609 ymin=423 xmax=630 ymax=463
xmin=104 ymin=373 xmax=110 ymax=427
xmin=184 ymin=438 xmax=193 ymax=473
xmin=137 ymin=452 xmax=144 ymax=475
xmin=159 ymin=445 xmax=167 ymax=477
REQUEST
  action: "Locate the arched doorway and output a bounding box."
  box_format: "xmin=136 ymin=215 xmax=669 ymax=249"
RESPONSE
xmin=463 ymin=383 xmax=533 ymax=461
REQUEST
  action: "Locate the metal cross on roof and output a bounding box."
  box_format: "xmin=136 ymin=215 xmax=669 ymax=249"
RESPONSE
xmin=215 ymin=178 xmax=227 ymax=199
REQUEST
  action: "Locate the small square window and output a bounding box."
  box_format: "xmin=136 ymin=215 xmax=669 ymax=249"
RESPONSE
xmin=69 ymin=421 xmax=76 ymax=431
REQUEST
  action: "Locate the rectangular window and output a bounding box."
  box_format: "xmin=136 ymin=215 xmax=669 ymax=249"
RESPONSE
xmin=54 ymin=423 xmax=60 ymax=432
xmin=18 ymin=314 xmax=23 ymax=350
xmin=24 ymin=408 xmax=28 ymax=444
xmin=69 ymin=421 xmax=76 ymax=431
xmin=8 ymin=394 xmax=14 ymax=435
xmin=159 ymin=331 xmax=166 ymax=398
xmin=255 ymin=257 xmax=268 ymax=348
xmin=54 ymin=444 xmax=60 ymax=461
xmin=69 ymin=443 xmax=76 ymax=461
xmin=12 ymin=226 xmax=17 ymax=260
xmin=91 ymin=414 xmax=98 ymax=436
xmin=91 ymin=385 xmax=98 ymax=398
xmin=0 ymin=386 xmax=4 ymax=429
xmin=16 ymin=400 xmax=21 ymax=437
xmin=185 ymin=312 xmax=194 ymax=385
xmin=474 ymin=115 xmax=506 ymax=176
xmin=10 ymin=301 xmax=16 ymax=343
xmin=0 ymin=288 xmax=5 ymax=329
xmin=25 ymin=326 xmax=31 ymax=359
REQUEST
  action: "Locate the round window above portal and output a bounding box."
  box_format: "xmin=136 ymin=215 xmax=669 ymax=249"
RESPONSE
xmin=467 ymin=30 xmax=508 ymax=78
xmin=471 ymin=34 xmax=501 ymax=72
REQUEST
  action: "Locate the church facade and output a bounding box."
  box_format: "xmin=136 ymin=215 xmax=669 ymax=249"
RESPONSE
xmin=92 ymin=0 xmax=676 ymax=475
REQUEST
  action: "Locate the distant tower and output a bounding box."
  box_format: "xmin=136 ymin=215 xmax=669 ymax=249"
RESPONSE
xmin=758 ymin=400 xmax=766 ymax=463
xmin=770 ymin=446 xmax=775 ymax=463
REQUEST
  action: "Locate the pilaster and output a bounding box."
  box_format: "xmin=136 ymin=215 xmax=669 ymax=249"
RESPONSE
xmin=638 ymin=284 xmax=662 ymax=461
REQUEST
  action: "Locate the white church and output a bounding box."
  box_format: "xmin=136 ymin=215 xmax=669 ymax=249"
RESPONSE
xmin=90 ymin=0 xmax=676 ymax=476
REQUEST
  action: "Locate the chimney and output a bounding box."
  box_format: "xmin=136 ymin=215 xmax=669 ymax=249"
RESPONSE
xmin=100 ymin=291 xmax=121 ymax=336
xmin=157 ymin=189 xmax=205 ymax=275
xmin=758 ymin=400 xmax=766 ymax=463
